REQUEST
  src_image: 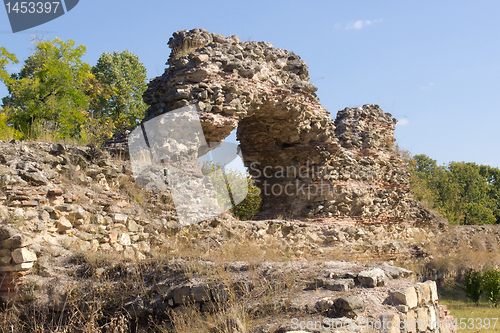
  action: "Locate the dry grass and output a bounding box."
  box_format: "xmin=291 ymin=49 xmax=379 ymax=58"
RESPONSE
xmin=0 ymin=239 xmax=304 ymax=332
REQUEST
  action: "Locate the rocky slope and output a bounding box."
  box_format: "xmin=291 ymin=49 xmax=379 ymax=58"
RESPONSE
xmin=0 ymin=139 xmax=477 ymax=333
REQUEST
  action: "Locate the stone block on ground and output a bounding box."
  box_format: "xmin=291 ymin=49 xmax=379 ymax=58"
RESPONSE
xmin=172 ymin=286 xmax=192 ymax=305
xmin=191 ymin=284 xmax=211 ymax=302
xmin=325 ymin=278 xmax=355 ymax=291
xmin=11 ymin=248 xmax=37 ymax=264
xmin=357 ymin=268 xmax=387 ymax=287
xmin=334 ymin=295 xmax=364 ymax=318
xmin=0 ymin=262 xmax=34 ymax=272
xmin=393 ymin=287 xmax=418 ymax=309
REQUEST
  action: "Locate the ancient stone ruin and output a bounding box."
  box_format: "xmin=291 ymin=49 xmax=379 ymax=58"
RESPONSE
xmin=142 ymin=28 xmax=439 ymax=225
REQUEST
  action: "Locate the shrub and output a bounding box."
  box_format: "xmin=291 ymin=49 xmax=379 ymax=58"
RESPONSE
xmin=231 ymin=177 xmax=261 ymax=220
xmin=482 ymin=267 xmax=500 ymax=306
xmin=462 ymin=269 xmax=483 ymax=304
xmin=202 ymin=162 xmax=261 ymax=220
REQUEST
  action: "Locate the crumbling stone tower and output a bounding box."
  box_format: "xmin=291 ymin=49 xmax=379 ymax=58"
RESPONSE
xmin=142 ymin=29 xmax=438 ymax=224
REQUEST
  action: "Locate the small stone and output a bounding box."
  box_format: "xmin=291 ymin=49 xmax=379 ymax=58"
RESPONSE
xmin=90 ymin=239 xmax=99 ymax=250
xmin=315 ymin=297 xmax=335 ymax=313
xmin=380 ymin=313 xmax=400 ymax=333
xmin=2 ymin=235 xmax=31 ymax=249
xmin=116 ymin=200 xmax=128 ymax=208
xmin=50 ymin=143 xmax=65 ymax=155
xmin=11 ymin=248 xmax=37 ymax=264
xmin=127 ymin=219 xmax=140 ymax=232
xmin=100 ymin=243 xmax=112 ymax=251
xmin=0 ymin=256 xmax=11 ymax=265
xmin=0 ymin=262 xmax=34 ymax=272
xmin=0 ymin=226 xmax=18 ymax=241
xmin=325 ymin=278 xmax=355 ymax=291
xmin=194 ymin=54 xmax=209 ymax=62
xmin=396 ymin=304 xmax=408 ymax=312
xmin=415 ymin=282 xmax=431 ymax=305
xmin=118 ymin=232 xmax=131 ymax=246
xmin=21 ymin=171 xmax=48 ymax=185
xmin=123 ymin=246 xmax=135 ymax=260
xmin=112 ymin=243 xmax=123 ymax=252
xmin=38 ymin=210 xmax=50 ymax=222
xmin=335 ymin=296 xmax=364 ymax=311
xmin=0 ymin=206 xmax=9 ymax=219
xmin=48 ymin=187 xmax=64 ymax=196
xmin=114 ymin=213 xmax=128 ymax=224
xmin=109 ymin=229 xmax=119 ymax=243
xmin=67 ymin=205 xmax=90 ymax=225
xmin=357 ymin=268 xmax=387 ymax=287
xmin=136 ymin=241 xmax=150 ymax=253
xmin=21 ymin=200 xmax=38 ymax=207
xmin=97 ymin=159 xmax=112 ymax=167
xmin=11 ymin=208 xmax=25 ymax=220
xmin=416 ymin=307 xmax=430 ymax=330
xmin=56 ymin=217 xmax=73 ymax=233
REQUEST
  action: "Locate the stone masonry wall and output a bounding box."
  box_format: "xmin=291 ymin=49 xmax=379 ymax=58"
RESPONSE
xmin=141 ymin=28 xmax=440 ymax=225
xmin=0 ymin=226 xmax=37 ymax=301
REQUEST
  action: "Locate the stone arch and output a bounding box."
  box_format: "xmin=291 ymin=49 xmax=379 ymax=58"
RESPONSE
xmin=142 ymin=29 xmax=438 ymax=224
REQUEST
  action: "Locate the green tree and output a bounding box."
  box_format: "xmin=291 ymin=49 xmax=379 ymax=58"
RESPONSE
xmin=408 ymin=154 xmax=498 ymax=225
xmin=0 ymin=47 xmax=23 ymax=140
xmin=0 ymin=47 xmax=18 ymax=86
xmin=482 ymin=267 xmax=500 ymax=306
xmin=479 ymin=165 xmax=500 ymax=224
xmin=1 ymin=38 xmax=93 ymax=140
xmin=90 ymin=50 xmax=147 ymax=134
xmin=446 ymin=162 xmax=496 ymax=225
xmin=409 ymin=154 xmax=445 ymax=210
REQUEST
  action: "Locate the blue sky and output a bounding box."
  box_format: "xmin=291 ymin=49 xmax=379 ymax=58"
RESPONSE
xmin=1 ymin=0 xmax=499 ymax=168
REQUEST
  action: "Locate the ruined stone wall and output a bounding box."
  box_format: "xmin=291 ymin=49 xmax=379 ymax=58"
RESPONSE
xmin=142 ymin=28 xmax=438 ymax=224
xmin=0 ymin=226 xmax=37 ymax=301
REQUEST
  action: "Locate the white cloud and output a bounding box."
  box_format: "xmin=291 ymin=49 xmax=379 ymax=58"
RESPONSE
xmin=420 ymin=82 xmax=435 ymax=90
xmin=346 ymin=19 xmax=382 ymax=30
xmin=397 ymin=119 xmax=410 ymax=126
